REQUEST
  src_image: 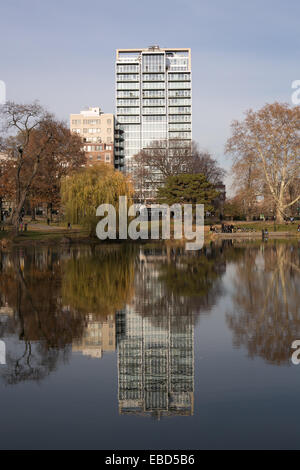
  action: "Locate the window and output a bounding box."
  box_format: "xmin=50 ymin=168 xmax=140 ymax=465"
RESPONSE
xmin=107 ymin=128 xmax=111 ymax=134
xmin=117 ymin=74 xmax=139 ymax=81
xmin=105 ymin=154 xmax=110 ymax=162
xmin=117 ymin=64 xmax=139 ymax=73
xmin=97 ymin=155 xmax=101 ymax=160
xmin=117 ymin=107 xmax=139 ymax=115
xmin=107 ymin=119 xmax=111 ymax=124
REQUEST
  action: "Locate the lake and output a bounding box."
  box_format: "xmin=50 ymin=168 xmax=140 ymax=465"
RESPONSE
xmin=0 ymin=240 xmax=300 ymax=449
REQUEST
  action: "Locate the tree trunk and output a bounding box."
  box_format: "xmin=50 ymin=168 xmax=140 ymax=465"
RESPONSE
xmin=11 ymin=196 xmax=27 ymax=234
xmin=276 ymin=205 xmax=285 ymax=223
xmin=48 ymin=202 xmax=53 ymax=222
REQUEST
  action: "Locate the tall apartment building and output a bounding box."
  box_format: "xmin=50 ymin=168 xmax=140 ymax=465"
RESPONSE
xmin=70 ymin=107 xmax=124 ymax=168
xmin=115 ymin=46 xmax=192 ymax=172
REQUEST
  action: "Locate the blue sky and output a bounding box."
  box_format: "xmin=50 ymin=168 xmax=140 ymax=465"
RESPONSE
xmin=1 ymin=0 xmax=299 ymax=188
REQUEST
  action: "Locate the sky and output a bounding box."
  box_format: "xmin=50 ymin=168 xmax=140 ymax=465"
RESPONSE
xmin=1 ymin=0 xmax=300 ymax=191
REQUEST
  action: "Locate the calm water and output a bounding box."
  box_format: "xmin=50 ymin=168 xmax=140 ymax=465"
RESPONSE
xmin=0 ymin=240 xmax=300 ymax=449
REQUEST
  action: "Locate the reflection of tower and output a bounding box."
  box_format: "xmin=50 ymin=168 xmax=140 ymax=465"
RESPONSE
xmin=73 ymin=313 xmax=116 ymax=359
xmin=117 ymin=257 xmax=194 ymax=417
xmin=117 ymin=308 xmax=194 ymax=417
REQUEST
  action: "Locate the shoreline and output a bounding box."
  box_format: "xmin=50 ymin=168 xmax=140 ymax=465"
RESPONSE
xmin=210 ymin=231 xmax=300 ymax=240
xmin=0 ymin=229 xmax=299 ymax=249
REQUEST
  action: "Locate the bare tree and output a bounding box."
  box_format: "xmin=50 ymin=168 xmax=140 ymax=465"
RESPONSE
xmin=0 ymin=102 xmax=53 ymax=231
xmin=191 ymin=142 xmax=226 ymax=184
xmin=132 ymin=139 xmax=225 ymax=201
xmin=226 ymin=102 xmax=300 ymax=222
xmin=0 ymin=101 xmax=84 ymax=232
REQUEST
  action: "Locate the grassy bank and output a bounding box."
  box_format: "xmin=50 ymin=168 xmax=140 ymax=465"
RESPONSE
xmin=0 ymin=228 xmax=90 ymax=245
xmin=0 ymin=220 xmax=299 ymax=248
xmin=224 ymin=221 xmax=300 ymax=232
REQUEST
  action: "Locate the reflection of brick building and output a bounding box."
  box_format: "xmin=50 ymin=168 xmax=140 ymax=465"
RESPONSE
xmin=0 ymin=306 xmax=14 ymax=322
xmin=73 ymin=313 xmax=115 ymax=359
xmin=70 ymin=107 xmax=123 ymax=168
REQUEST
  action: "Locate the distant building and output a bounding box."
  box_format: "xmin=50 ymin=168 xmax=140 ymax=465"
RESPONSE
xmin=70 ymin=107 xmax=124 ymax=169
xmin=115 ymin=46 xmax=192 ymax=173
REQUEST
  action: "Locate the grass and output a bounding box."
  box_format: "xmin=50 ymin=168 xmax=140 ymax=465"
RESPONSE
xmin=0 ymin=219 xmax=299 ymax=246
xmin=227 ymin=221 xmax=299 ymax=232
xmin=0 ymin=228 xmax=89 ymax=243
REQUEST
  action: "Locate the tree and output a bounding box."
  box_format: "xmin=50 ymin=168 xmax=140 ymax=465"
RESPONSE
xmin=132 ymin=139 xmax=225 ymax=200
xmin=223 ymin=197 xmax=245 ymax=220
xmin=61 ymin=163 xmax=133 ymax=235
xmin=0 ymin=101 xmax=85 ymax=231
xmin=226 ymin=102 xmax=300 ymax=222
xmin=157 ymin=173 xmax=219 ymax=213
xmin=190 ymin=142 xmax=226 ymax=184
xmin=27 ymin=122 xmax=85 ymax=218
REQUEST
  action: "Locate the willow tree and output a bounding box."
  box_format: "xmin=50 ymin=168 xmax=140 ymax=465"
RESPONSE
xmin=61 ymin=164 xmax=133 ymax=236
xmin=226 ymin=102 xmax=300 ymax=222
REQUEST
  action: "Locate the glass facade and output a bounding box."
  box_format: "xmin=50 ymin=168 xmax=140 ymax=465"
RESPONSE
xmin=116 ymin=47 xmax=192 ymax=172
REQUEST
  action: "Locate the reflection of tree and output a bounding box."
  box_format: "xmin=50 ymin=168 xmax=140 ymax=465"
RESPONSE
xmin=3 ymin=342 xmax=66 ymax=385
xmin=0 ymin=245 xmax=136 ymax=383
xmin=61 ymin=245 xmax=135 ymax=317
xmin=133 ymin=243 xmax=240 ymax=329
xmin=159 ymin=249 xmax=223 ymax=301
xmin=0 ymin=248 xmax=86 ymax=383
xmin=227 ymin=242 xmax=300 ymax=365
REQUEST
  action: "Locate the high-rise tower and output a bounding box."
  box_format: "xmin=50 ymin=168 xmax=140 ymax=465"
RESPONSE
xmin=115 ymin=46 xmax=192 ymax=173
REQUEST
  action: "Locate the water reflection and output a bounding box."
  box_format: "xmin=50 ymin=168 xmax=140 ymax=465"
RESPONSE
xmin=0 ymin=246 xmax=135 ymax=383
xmin=226 ymin=242 xmax=300 ymax=365
xmin=116 ymin=244 xmax=231 ymax=418
xmin=0 ymin=240 xmax=299 ymax=415
xmin=0 ymin=249 xmax=84 ymax=383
